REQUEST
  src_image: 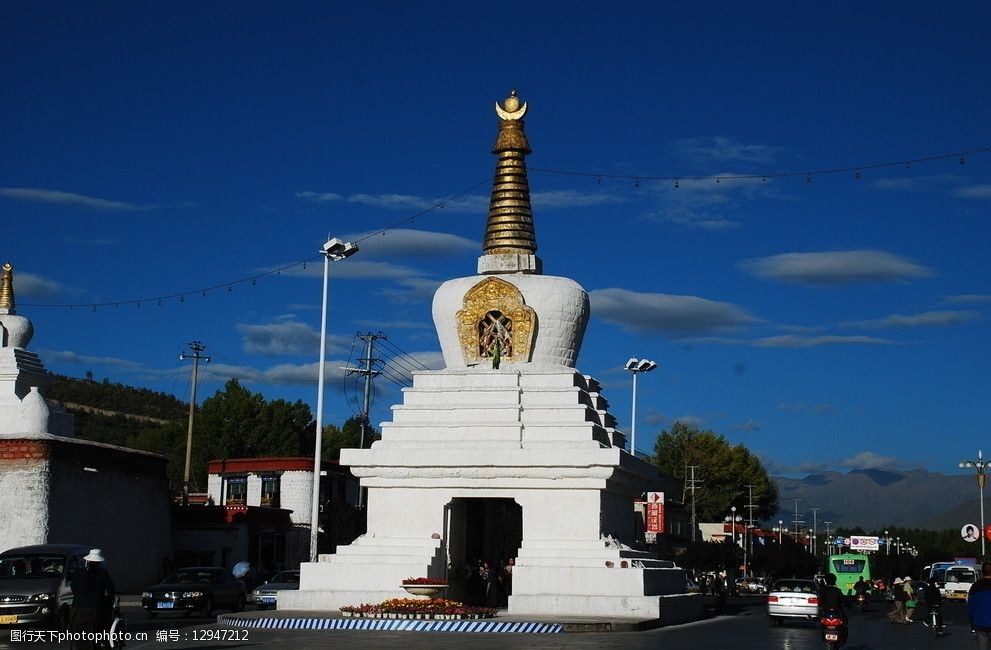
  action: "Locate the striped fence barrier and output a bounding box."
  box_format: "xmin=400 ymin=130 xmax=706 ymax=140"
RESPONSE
xmin=217 ymin=615 xmax=564 ymax=634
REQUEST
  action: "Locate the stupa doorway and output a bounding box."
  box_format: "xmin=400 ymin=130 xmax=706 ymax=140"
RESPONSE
xmin=444 ymin=497 xmax=522 ymax=605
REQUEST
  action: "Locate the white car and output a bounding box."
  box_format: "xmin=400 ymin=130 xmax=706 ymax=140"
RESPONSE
xmin=767 ymin=579 xmax=820 ymax=626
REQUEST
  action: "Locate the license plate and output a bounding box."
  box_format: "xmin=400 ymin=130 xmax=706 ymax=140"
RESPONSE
xmin=0 ymin=615 xmax=18 ymax=624
xmin=825 ymin=633 xmax=839 ymax=641
xmin=157 ymin=601 xmax=174 ymax=609
xmin=261 ymin=597 xmax=276 ymax=604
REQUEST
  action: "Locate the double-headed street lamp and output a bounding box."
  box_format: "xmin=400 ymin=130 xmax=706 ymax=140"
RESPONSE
xmin=774 ymin=519 xmax=785 ymax=545
xmin=624 ymin=358 xmax=657 ymax=457
xmin=309 ymin=237 xmax=359 ymax=563
xmin=959 ymin=450 xmax=988 ymax=558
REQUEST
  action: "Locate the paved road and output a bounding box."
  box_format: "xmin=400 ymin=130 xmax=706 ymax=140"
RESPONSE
xmin=0 ymin=596 xmax=979 ymax=650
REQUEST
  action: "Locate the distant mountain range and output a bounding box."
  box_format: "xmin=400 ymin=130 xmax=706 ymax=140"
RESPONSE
xmin=771 ymin=468 xmax=982 ymax=531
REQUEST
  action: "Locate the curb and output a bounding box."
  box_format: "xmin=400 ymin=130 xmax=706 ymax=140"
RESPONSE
xmin=216 ymin=615 xmax=564 ymax=634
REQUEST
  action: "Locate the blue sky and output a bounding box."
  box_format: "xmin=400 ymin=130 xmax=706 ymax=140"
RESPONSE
xmin=3 ymin=2 xmax=989 ymax=477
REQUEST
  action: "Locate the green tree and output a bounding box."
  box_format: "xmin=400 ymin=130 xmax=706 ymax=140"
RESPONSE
xmin=187 ymin=379 xmax=314 ymax=487
xmin=323 ymin=416 xmax=380 ymax=460
xmin=652 ymin=422 xmax=778 ymax=521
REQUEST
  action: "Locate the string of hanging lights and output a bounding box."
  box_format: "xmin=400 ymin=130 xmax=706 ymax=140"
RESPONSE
xmin=530 ymin=146 xmax=989 ymax=187
xmin=19 ymin=145 xmax=989 ymax=312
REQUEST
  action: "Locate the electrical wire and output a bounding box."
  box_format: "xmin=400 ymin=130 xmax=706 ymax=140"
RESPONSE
xmin=19 ymin=145 xmax=989 ymax=312
xmin=20 ymin=178 xmax=491 ymax=310
xmin=529 ymin=146 xmax=989 ymax=184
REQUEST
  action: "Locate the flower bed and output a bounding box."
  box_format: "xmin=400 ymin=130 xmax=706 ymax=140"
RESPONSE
xmin=402 ymin=577 xmax=448 ymax=585
xmin=340 ymin=598 xmax=496 ymax=620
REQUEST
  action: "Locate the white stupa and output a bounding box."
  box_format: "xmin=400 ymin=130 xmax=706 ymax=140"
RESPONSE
xmin=284 ymin=92 xmax=701 ymax=623
xmin=0 ymin=263 xmax=72 ymax=435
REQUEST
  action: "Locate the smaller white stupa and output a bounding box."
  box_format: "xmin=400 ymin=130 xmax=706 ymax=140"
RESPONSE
xmin=0 ymin=263 xmax=72 ymax=436
xmin=284 ymin=92 xmax=701 ymax=623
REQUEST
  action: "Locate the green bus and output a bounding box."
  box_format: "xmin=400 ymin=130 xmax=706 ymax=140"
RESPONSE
xmin=827 ymin=553 xmax=871 ymax=595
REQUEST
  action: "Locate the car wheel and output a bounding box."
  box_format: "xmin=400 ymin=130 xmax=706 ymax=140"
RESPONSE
xmin=56 ymin=605 xmax=71 ymax=631
xmin=201 ymin=596 xmax=214 ymax=618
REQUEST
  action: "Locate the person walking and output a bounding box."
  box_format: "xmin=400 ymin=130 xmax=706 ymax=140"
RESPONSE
xmin=903 ymin=577 xmax=918 ymax=622
xmin=967 ymin=563 xmax=991 ymax=649
xmin=887 ymin=577 xmax=907 ymax=623
xmin=69 ymin=549 xmax=116 ymax=650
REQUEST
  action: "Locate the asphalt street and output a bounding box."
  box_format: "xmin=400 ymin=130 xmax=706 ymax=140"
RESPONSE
xmin=0 ymin=596 xmax=980 ymax=650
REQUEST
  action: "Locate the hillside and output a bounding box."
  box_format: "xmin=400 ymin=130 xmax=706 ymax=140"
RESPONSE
xmin=45 ymin=374 xmax=186 ymax=448
xmin=772 ymin=468 xmax=975 ymax=530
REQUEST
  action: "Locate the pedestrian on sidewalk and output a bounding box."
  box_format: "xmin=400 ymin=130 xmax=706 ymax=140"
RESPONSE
xmin=69 ymin=549 xmax=116 ymax=650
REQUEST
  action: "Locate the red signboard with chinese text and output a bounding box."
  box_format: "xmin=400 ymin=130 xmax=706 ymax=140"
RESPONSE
xmin=646 ymin=492 xmax=665 ymax=534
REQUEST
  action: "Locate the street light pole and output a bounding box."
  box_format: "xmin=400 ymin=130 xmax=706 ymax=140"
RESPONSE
xmin=779 ymin=519 xmax=784 ymax=545
xmin=960 ymin=450 xmax=988 ymax=558
xmin=624 ymin=358 xmax=657 ymax=457
xmin=309 ymin=237 xmax=358 ymax=564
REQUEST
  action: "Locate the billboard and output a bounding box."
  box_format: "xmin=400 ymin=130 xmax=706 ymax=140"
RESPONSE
xmin=849 ymin=535 xmax=879 ymax=551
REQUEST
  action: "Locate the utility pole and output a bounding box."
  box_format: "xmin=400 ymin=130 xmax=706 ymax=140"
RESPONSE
xmin=180 ymin=341 xmax=210 ymax=507
xmin=809 ymin=506 xmax=821 ymax=557
xmin=791 ymin=498 xmax=805 ymax=537
xmin=824 ymin=521 xmax=833 ymax=555
xmin=341 ymin=332 xmax=384 ymax=509
xmin=744 ymin=484 xmax=758 ymax=578
xmin=685 ymin=465 xmax=702 ymax=542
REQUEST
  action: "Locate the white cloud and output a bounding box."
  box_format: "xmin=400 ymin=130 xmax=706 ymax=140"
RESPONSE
xmin=740 ymin=250 xmax=933 ymax=285
xmin=530 ymin=190 xmax=624 ymax=209
xmin=953 ymin=184 xmax=991 ymax=199
xmin=672 ymin=136 xmax=783 ymax=165
xmin=354 ymin=319 xmax=434 ymax=330
xmin=14 ymin=272 xmax=64 ymax=300
xmin=297 ymin=189 xmax=621 ymax=213
xmin=869 ymin=174 xmax=964 ymax=191
xmin=589 ymin=288 xmax=759 ymax=336
xmin=777 ymin=401 xmax=834 ymax=415
xmin=342 ymin=229 xmax=477 ymax=257
xmin=944 ymin=294 xmax=991 ymax=304
xmin=728 ymin=419 xmax=760 ymax=432
xmin=38 ymin=349 xmax=147 ymax=371
xmin=0 ymin=187 xmax=149 ymax=211
xmin=840 ymin=451 xmax=903 ymax=470
xmin=236 ymin=321 xmax=350 ymax=357
xmin=843 ymin=310 xmax=978 ymax=330
xmin=754 ymin=335 xmax=891 ymax=348
xmin=674 ymin=415 xmax=704 ymax=428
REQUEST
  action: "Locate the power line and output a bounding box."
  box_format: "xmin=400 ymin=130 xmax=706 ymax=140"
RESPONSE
xmin=20 ymin=178 xmax=491 ymax=311
xmin=531 ymin=145 xmax=989 ymax=185
xmin=20 ymin=144 xmax=989 ymax=313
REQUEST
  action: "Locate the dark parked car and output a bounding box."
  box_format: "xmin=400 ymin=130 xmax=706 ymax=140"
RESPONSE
xmin=0 ymin=544 xmax=92 ymax=629
xmin=141 ymin=567 xmax=246 ymax=618
xmin=249 ymin=570 xmax=300 ymax=609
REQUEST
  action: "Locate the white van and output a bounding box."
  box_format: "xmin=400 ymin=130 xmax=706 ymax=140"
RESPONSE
xmin=942 ymin=564 xmax=979 ymax=602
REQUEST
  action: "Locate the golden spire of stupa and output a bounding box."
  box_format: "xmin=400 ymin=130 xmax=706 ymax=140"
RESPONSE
xmin=0 ymin=263 xmax=14 ymax=312
xmin=482 ymin=90 xmax=537 ymax=256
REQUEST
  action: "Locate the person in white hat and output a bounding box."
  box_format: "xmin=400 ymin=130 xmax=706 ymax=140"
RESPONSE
xmin=69 ymin=549 xmax=116 ymax=650
xmin=887 ymin=577 xmax=906 ymax=623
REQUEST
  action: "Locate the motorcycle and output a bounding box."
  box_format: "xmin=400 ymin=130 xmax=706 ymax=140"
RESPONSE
xmin=855 ymin=592 xmax=869 ymax=611
xmin=820 ymin=609 xmax=848 ymax=650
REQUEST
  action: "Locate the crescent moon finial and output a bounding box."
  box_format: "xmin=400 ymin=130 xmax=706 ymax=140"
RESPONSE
xmin=495 ymin=90 xmax=527 ymax=121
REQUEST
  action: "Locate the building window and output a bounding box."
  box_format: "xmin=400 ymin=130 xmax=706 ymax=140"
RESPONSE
xmin=224 ymin=476 xmax=247 ymax=505
xmin=478 ymin=310 xmax=513 ymax=358
xmin=260 ymin=475 xmax=280 ymax=508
